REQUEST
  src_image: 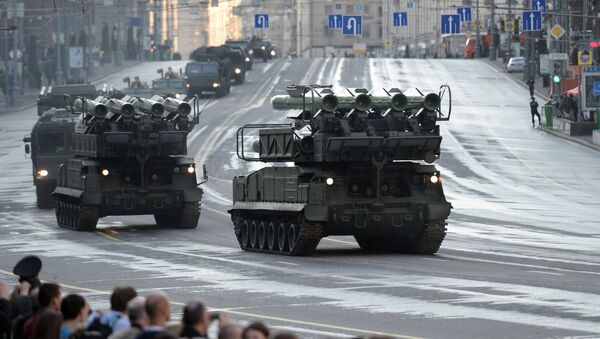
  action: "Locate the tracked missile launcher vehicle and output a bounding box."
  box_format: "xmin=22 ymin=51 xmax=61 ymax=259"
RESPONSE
xmin=229 ymin=85 xmax=453 ymax=256
xmin=52 ymin=95 xmax=206 ymax=231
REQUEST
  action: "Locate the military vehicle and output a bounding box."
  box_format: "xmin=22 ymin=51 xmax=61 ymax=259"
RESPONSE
xmin=23 ymin=108 xmax=77 ymax=208
xmin=192 ymin=46 xmax=247 ymax=85
xmin=225 ymin=39 xmax=254 ymax=70
xmin=52 ymin=95 xmax=206 ymax=231
xmin=121 ymin=69 xmax=186 ymax=99
xmin=186 ymin=48 xmax=232 ymax=97
xmin=229 ymin=85 xmax=453 ymax=256
xmin=37 ymin=84 xmax=97 ymax=116
xmin=249 ymin=36 xmax=269 ymax=62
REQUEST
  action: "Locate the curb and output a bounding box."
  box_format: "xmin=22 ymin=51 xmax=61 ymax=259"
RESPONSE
xmin=542 ymin=128 xmax=600 ymax=152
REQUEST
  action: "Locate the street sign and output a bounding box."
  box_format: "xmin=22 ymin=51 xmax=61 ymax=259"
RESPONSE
xmin=342 ymin=15 xmax=362 ymax=36
xmin=384 ymin=40 xmax=392 ymax=49
xmin=255 ymin=14 xmax=269 ymax=28
xmin=505 ymin=19 xmax=515 ymax=32
xmin=539 ymin=54 xmax=550 ymax=75
xmin=578 ymin=50 xmax=593 ymax=65
xmin=69 ymin=47 xmax=84 ymax=69
xmin=393 ymin=12 xmax=408 ymax=27
xmin=531 ymin=0 xmax=547 ymax=13
xmin=550 ymin=24 xmax=565 ymax=39
xmin=328 ymin=15 xmax=342 ymax=29
xmin=457 ymin=7 xmax=472 ymax=22
xmin=441 ymin=14 xmax=461 ymax=34
xmin=594 ymin=82 xmax=600 ymax=96
xmin=549 ymin=53 xmax=568 ymax=60
xmin=522 ymin=10 xmax=542 ymax=31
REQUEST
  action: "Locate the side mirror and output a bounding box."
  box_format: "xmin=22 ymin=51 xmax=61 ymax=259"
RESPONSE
xmin=24 ymin=144 xmax=30 ymax=154
xmin=23 ymin=136 xmax=31 ymax=143
xmin=203 ymin=164 xmax=208 ymax=181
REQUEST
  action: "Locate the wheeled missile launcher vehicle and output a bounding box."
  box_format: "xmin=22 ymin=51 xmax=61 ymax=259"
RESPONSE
xmin=186 ymin=48 xmax=232 ymax=97
xmin=229 ymin=85 xmax=453 ymax=256
xmin=23 ymin=108 xmax=77 ymax=208
xmin=195 ymin=45 xmax=247 ymax=85
xmin=225 ymin=39 xmax=254 ymax=70
xmin=37 ymin=84 xmax=97 ymax=116
xmin=249 ymin=36 xmax=269 ymax=62
xmin=52 ymin=95 xmax=206 ymax=231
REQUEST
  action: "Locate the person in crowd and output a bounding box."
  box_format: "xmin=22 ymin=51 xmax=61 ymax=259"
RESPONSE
xmin=242 ymin=322 xmax=269 ymax=339
xmin=569 ymin=93 xmax=578 ymax=121
xmin=272 ymin=332 xmax=298 ymax=339
xmin=24 ymin=283 xmax=61 ymax=339
xmin=60 ymin=294 xmax=89 ymax=339
xmin=11 ymin=256 xmax=42 ymax=318
xmin=1 ymin=283 xmax=11 ymax=339
xmin=97 ymin=286 xmax=137 ymax=334
xmin=529 ymin=99 xmax=541 ymax=127
xmin=218 ymin=324 xmax=243 ymax=339
xmin=108 ymin=297 xmax=148 ymax=339
xmin=179 ymin=300 xmax=209 ymax=338
xmin=31 ymin=311 xmax=62 ymax=339
xmin=135 ymin=292 xmax=172 ymax=339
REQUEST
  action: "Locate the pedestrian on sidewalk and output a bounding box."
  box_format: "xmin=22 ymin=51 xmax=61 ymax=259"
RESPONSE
xmin=530 ymin=99 xmax=541 ymax=127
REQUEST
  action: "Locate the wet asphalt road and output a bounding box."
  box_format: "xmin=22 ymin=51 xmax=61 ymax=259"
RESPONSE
xmin=0 ymin=58 xmax=599 ymax=339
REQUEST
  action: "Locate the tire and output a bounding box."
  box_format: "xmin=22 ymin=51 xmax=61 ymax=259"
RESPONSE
xmin=258 ymin=221 xmax=267 ymax=249
xmin=277 ymin=222 xmax=287 ymax=252
xmin=36 ymin=184 xmax=54 ymax=209
xmin=267 ymin=222 xmax=277 ymax=250
xmin=154 ymin=202 xmax=200 ymax=229
xmin=249 ymin=221 xmax=258 ymax=248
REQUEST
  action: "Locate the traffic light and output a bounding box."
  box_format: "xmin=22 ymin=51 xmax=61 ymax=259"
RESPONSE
xmin=552 ymin=62 xmax=561 ymax=84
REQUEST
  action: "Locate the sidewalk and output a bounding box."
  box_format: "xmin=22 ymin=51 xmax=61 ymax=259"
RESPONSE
xmin=482 ymin=57 xmax=600 ymax=152
xmin=0 ymin=60 xmax=141 ymax=114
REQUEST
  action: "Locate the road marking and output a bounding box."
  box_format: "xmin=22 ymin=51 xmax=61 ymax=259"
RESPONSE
xmin=528 ymin=270 xmax=563 ymax=276
xmin=0 ymin=267 xmax=422 ymax=339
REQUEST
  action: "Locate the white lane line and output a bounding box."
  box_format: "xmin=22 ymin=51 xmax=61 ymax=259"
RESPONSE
xmin=528 ymin=270 xmax=563 ymax=276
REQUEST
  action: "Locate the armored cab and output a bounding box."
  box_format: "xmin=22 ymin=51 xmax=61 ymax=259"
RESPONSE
xmin=249 ymin=36 xmax=269 ymax=62
xmin=23 ymin=108 xmax=77 ymax=208
xmin=37 ymin=84 xmax=97 ymax=116
xmin=52 ymin=95 xmax=206 ymax=231
xmin=225 ymin=39 xmax=254 ymax=71
xmin=229 ymin=85 xmax=453 ymax=256
xmin=186 ymin=47 xmax=232 ymax=97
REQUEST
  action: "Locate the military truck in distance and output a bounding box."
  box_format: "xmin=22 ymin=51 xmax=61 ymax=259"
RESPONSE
xmin=225 ymin=39 xmax=253 ymax=70
xmin=23 ymin=108 xmax=77 ymax=208
xmin=186 ymin=48 xmax=232 ymax=97
xmin=229 ymin=85 xmax=453 ymax=256
xmin=196 ymin=46 xmax=247 ymax=85
xmin=37 ymin=84 xmax=97 ymax=116
xmin=52 ymin=95 xmax=206 ymax=231
xmin=249 ymin=36 xmax=269 ymax=62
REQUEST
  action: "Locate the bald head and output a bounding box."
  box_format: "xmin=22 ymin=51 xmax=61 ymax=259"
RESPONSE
xmin=145 ymin=291 xmax=170 ymax=326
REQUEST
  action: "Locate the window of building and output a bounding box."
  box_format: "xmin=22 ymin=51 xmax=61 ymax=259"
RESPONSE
xmin=346 ymin=5 xmax=354 ymax=14
xmin=335 ymin=3 xmax=342 ymax=10
xmin=363 ymin=25 xmax=370 ymax=38
xmin=325 ymin=4 xmax=333 ymax=13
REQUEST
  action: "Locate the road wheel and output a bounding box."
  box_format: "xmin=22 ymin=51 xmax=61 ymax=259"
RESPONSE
xmin=267 ymin=221 xmax=277 ymax=250
xmin=258 ymin=221 xmax=267 ymax=249
xmin=287 ymin=223 xmax=298 ymax=251
xmin=249 ymin=221 xmax=258 ymax=248
xmin=403 ymin=220 xmax=447 ymax=254
xmin=241 ymin=220 xmax=250 ymax=248
xmin=277 ymin=222 xmax=287 ymax=252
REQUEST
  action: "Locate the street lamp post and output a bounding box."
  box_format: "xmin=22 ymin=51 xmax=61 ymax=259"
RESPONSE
xmin=475 ymin=0 xmax=481 ymax=58
xmin=8 ymin=0 xmax=20 ymax=107
xmin=55 ymin=0 xmax=64 ymax=85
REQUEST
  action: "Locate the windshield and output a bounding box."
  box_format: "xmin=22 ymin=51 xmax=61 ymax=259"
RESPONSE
xmin=186 ymin=63 xmax=218 ymax=75
xmin=226 ymin=41 xmax=249 ymax=49
xmin=37 ymin=132 xmax=67 ymax=154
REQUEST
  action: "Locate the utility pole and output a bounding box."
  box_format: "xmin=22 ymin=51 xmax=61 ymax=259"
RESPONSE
xmin=489 ymin=1 xmax=497 ymax=61
xmin=8 ymin=0 xmax=20 ymax=107
xmin=55 ymin=0 xmax=63 ymax=85
xmin=475 ymin=0 xmax=481 ymax=58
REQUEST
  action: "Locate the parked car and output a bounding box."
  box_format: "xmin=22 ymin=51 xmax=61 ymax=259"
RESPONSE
xmin=506 ymin=57 xmax=525 ymax=73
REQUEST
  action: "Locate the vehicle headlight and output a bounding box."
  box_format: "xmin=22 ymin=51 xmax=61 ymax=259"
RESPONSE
xmin=245 ymin=57 xmax=250 ymax=62
xmin=261 ymin=46 xmax=266 ymax=50
xmin=212 ymin=82 xmax=221 ymax=88
xmin=430 ymin=174 xmax=439 ymax=184
xmin=187 ymin=166 xmax=195 ymax=174
xmin=101 ymin=169 xmax=110 ymax=176
xmin=270 ymin=50 xmax=276 ymax=56
xmin=249 ymin=50 xmax=254 ymax=55
xmin=37 ymin=169 xmax=49 ymax=177
xmin=235 ymin=68 xmax=242 ymax=74
xmin=325 ymin=177 xmax=334 ymax=186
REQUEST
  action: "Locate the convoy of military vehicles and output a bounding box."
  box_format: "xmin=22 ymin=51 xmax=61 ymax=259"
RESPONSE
xmin=22 ymin=39 xmax=452 ymax=255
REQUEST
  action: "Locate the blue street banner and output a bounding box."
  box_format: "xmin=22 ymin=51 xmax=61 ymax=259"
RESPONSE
xmin=457 ymin=7 xmax=472 ymax=22
xmin=531 ymin=0 xmax=546 ymax=13
xmin=522 ymin=10 xmax=542 ymax=31
xmin=593 ymin=81 xmax=600 ymax=96
xmin=342 ymin=15 xmax=362 ymax=36
xmin=393 ymin=12 xmax=408 ymax=27
xmin=441 ymin=14 xmax=461 ymax=34
xmin=255 ymin=14 xmax=269 ymax=28
xmin=328 ymin=14 xmax=343 ymax=29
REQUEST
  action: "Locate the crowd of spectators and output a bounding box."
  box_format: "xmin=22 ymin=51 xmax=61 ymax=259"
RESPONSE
xmin=0 ymin=256 xmax=315 ymax=339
